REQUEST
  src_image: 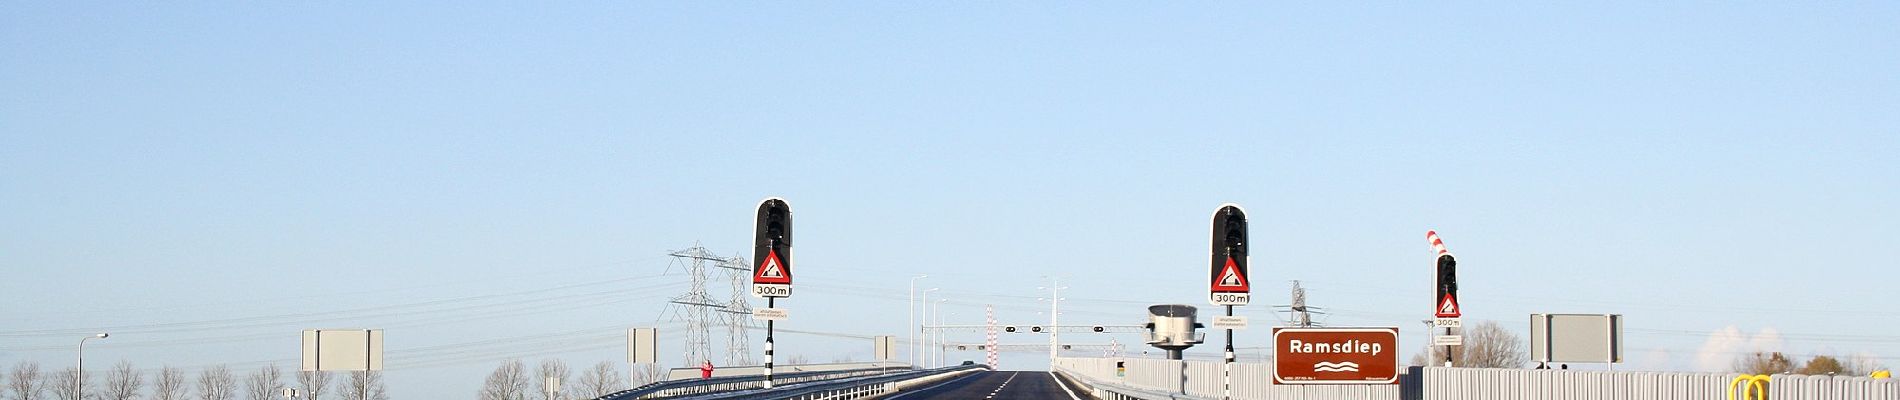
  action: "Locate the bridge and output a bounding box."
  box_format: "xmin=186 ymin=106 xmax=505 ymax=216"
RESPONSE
xmin=582 ymin=356 xmax=1897 ymax=400
xmin=578 ymin=199 xmax=1898 ymax=400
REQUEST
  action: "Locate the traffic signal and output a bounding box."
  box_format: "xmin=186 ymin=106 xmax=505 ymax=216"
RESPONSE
xmin=1005 ymin=326 xmax=1016 ymax=333
xmin=1209 ymin=204 xmax=1252 ymax=308
xmin=1436 ymin=254 xmax=1457 ymax=305
xmin=1030 ymin=326 xmax=1043 ymax=333
xmin=753 ymin=198 xmax=793 ymax=286
xmin=1092 ymin=326 xmax=1105 ymax=333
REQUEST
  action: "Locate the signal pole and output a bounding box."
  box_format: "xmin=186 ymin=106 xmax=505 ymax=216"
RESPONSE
xmin=1209 ymin=204 xmax=1249 ymax=400
xmin=752 ymin=198 xmax=793 ymax=389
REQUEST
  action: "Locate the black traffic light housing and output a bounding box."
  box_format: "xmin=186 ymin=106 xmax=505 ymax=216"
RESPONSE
xmin=1435 ymin=254 xmax=1457 ymax=303
xmin=1210 ymin=205 xmax=1248 ymax=289
xmin=753 ymin=198 xmax=793 ymax=283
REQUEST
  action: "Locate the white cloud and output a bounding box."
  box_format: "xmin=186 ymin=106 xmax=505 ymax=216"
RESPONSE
xmin=1695 ymin=325 xmax=1786 ymax=372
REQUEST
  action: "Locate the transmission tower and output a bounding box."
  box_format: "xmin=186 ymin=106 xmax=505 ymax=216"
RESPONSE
xmin=664 ymin=244 xmax=725 ymax=367
xmin=717 ymin=253 xmax=755 ymax=365
xmin=1292 ymin=280 xmax=1311 ymax=327
xmin=1276 ymin=280 xmax=1330 ymax=328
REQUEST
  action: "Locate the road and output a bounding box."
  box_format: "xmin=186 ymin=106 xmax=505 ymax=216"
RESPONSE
xmin=886 ymin=370 xmax=1094 ymax=400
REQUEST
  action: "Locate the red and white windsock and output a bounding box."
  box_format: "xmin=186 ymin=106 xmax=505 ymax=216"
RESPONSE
xmin=1426 ymin=230 xmax=1452 ymax=257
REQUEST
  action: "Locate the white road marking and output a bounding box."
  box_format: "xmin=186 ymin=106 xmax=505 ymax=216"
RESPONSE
xmin=885 ymin=371 xmax=985 ymax=400
xmin=1049 ymin=372 xmax=1083 ymax=400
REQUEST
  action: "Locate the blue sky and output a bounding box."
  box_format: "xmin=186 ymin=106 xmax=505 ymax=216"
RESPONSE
xmin=4 ymin=2 xmax=1897 ymax=397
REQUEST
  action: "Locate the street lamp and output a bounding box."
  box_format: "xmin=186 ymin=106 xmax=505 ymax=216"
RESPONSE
xmin=908 ymin=275 xmax=927 ymax=368
xmin=921 ymin=288 xmax=938 ymax=368
xmin=934 ymin=299 xmax=947 ymax=368
xmin=1039 ymin=277 xmax=1067 ymax=362
xmin=78 ymin=333 xmax=108 ymax=400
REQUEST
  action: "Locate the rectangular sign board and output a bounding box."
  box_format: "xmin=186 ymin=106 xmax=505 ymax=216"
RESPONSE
xmin=753 ymin=308 xmax=789 ymax=321
xmin=1209 ymin=292 xmax=1250 ymax=306
xmin=628 ymin=328 xmax=657 ymax=364
xmin=301 ymin=329 xmax=383 ymax=372
xmin=752 ymin=284 xmax=791 ymax=298
xmin=1433 ymin=335 xmax=1463 ymax=346
xmin=1212 ymin=316 xmax=1248 ymax=330
xmin=1272 ymin=327 xmax=1399 ymax=385
xmin=874 ymin=336 xmax=897 ymax=361
xmin=1530 ymin=314 xmax=1623 ymax=363
xmin=1433 ymin=317 xmax=1461 ymax=328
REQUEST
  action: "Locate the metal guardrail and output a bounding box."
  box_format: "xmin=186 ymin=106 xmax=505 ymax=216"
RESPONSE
xmin=673 ymin=364 xmax=989 ymax=400
xmin=662 ymin=361 xmax=910 ymax=381
xmin=589 ymin=364 xmax=986 ymax=400
xmin=589 ymin=364 xmax=910 ymax=400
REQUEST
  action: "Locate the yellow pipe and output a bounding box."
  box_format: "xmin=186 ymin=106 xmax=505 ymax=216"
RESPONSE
xmin=1729 ymin=375 xmax=1770 ymax=400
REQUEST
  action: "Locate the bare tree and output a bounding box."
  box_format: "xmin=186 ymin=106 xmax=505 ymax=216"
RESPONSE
xmin=1845 ymin=353 xmax=1887 ymax=377
xmin=242 ymin=365 xmax=284 ymax=400
xmin=196 ymin=365 xmax=236 ymax=400
xmin=785 ymin=355 xmax=810 ymax=365
xmin=573 ymin=362 xmax=624 ymax=399
xmin=535 ymin=360 xmax=571 ymax=400
xmin=295 ymin=371 xmax=332 ymax=400
xmin=152 ymin=366 xmax=191 ymax=400
xmin=49 ymin=367 xmax=86 ymax=400
xmin=102 ymin=361 xmax=143 ymax=400
xmin=631 ymin=363 xmax=664 ymax=387
xmin=1405 ymin=320 xmax=1528 ymax=368
xmin=478 ymin=359 xmax=529 ymax=400
xmin=9 ymin=361 xmax=48 ymax=400
xmin=339 ymin=371 xmax=385 ymax=400
xmin=1734 ymin=351 xmax=1800 ymax=375
xmin=1460 ymin=321 xmax=1528 ymax=368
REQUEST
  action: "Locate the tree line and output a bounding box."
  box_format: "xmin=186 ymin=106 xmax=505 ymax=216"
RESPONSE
xmin=1732 ymin=352 xmax=1886 ymax=376
xmin=477 ymin=359 xmax=664 ymax=400
xmin=1403 ymin=320 xmax=1890 ymax=376
xmin=2 ymin=362 xmax=383 ymax=400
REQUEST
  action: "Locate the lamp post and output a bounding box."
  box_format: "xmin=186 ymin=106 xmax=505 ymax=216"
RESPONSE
xmin=908 ymin=275 xmax=927 ymax=368
xmin=933 ymin=298 xmax=946 ymax=368
xmin=921 ymin=288 xmax=938 ymax=368
xmin=1039 ymin=277 xmax=1066 ymax=362
xmin=78 ymin=333 xmax=108 ymax=400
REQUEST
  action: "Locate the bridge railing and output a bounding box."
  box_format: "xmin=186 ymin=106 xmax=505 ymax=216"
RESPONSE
xmin=589 ymin=363 xmax=911 ymax=400
xmin=661 ymin=361 xmax=910 ymax=381
xmin=668 ymin=364 xmax=989 ymax=400
xmin=589 ymin=364 xmax=988 ymax=400
xmin=1054 ymin=357 xmax=1398 ymax=400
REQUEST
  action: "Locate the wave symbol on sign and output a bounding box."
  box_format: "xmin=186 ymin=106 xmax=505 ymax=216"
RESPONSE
xmin=1313 ymin=362 xmax=1360 ymax=372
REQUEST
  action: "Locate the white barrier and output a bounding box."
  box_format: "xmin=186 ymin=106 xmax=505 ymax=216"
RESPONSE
xmin=1056 ymin=356 xmax=1900 ymax=400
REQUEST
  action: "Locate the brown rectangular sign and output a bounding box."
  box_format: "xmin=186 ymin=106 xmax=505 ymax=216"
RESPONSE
xmin=1272 ymin=327 xmax=1399 ymax=384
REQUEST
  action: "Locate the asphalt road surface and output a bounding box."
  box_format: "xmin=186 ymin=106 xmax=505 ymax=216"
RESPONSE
xmin=885 ymin=371 xmax=1095 ymax=400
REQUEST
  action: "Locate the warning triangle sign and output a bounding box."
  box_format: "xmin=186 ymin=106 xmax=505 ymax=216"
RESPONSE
xmin=1436 ymin=293 xmax=1460 ymax=318
xmin=1211 ymin=256 xmax=1249 ymax=292
xmin=754 ymin=249 xmax=789 ymax=284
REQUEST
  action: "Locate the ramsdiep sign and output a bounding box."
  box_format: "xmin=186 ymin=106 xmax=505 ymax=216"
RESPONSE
xmin=1272 ymin=327 xmax=1400 ymax=384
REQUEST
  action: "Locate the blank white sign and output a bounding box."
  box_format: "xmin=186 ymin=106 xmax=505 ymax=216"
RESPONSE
xmin=301 ymin=329 xmax=383 ymax=371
